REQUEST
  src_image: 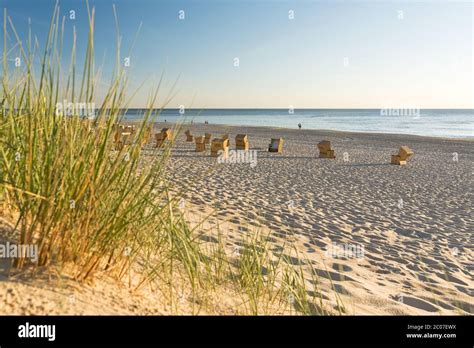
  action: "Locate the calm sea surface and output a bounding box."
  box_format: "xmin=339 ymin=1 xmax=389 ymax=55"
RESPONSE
xmin=122 ymin=109 xmax=473 ymax=139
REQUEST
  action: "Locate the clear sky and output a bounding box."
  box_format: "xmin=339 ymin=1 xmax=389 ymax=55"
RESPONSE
xmin=2 ymin=0 xmax=473 ymax=108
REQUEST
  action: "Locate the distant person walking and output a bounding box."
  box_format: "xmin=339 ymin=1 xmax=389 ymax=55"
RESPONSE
xmin=298 ymin=123 xmax=302 ymax=129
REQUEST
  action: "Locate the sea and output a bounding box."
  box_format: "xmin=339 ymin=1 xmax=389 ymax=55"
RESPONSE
xmin=121 ymin=109 xmax=474 ymax=139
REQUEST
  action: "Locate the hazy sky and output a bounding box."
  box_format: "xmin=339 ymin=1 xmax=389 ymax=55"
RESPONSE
xmin=2 ymin=0 xmax=473 ymax=108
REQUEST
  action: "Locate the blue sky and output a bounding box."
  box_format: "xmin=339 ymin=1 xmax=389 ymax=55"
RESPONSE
xmin=2 ymin=0 xmax=473 ymax=108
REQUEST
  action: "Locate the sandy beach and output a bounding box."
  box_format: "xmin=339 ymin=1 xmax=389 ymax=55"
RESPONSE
xmin=1 ymin=122 xmax=472 ymax=316
xmin=155 ymin=122 xmax=473 ymax=315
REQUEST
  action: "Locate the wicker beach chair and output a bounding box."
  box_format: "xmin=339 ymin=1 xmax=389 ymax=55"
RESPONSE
xmin=391 ymin=146 xmax=414 ymax=165
xmin=235 ymin=134 xmax=249 ymax=150
xmin=221 ymin=134 xmax=229 ymax=144
xmin=211 ymin=138 xmax=229 ymax=158
xmin=184 ymin=130 xmax=194 ymax=142
xmin=268 ymin=138 xmax=284 ymax=153
xmin=155 ymin=128 xmax=172 ymax=148
xmin=195 ymin=135 xmax=206 ymax=152
xmin=204 ymin=133 xmax=212 ymax=144
xmin=115 ymin=131 xmax=132 ymax=150
xmin=317 ymin=140 xmax=336 ymax=159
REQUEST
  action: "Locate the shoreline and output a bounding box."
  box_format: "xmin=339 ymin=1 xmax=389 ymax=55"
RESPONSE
xmin=144 ymin=121 xmax=474 ymax=144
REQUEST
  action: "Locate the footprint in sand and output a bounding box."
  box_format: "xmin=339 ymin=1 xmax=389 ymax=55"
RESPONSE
xmin=331 ymin=263 xmax=353 ymax=272
xmin=450 ymin=300 xmax=474 ymax=314
xmin=306 ymin=290 xmax=330 ymax=300
xmin=390 ymin=294 xmax=440 ymax=313
xmin=333 ymin=284 xmax=351 ymax=295
xmin=454 ymin=285 xmax=473 ymax=296
xmin=419 ymin=297 xmax=456 ymax=311
xmin=434 ymin=272 xmax=469 ymax=286
xmin=282 ymin=255 xmax=306 ymax=266
xmin=311 ymin=269 xmax=356 ymax=282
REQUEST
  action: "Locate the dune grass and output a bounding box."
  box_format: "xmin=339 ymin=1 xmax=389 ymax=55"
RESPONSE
xmin=0 ymin=2 xmax=334 ymax=315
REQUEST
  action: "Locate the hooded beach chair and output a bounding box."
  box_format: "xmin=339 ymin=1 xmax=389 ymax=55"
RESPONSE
xmin=184 ymin=130 xmax=194 ymax=142
xmin=391 ymin=146 xmax=414 ymax=165
xmin=195 ymin=135 xmax=206 ymax=152
xmin=211 ymin=138 xmax=229 ymax=158
xmin=268 ymin=138 xmax=284 ymax=153
xmin=155 ymin=128 xmax=172 ymax=148
xmin=235 ymin=134 xmax=249 ymax=150
xmin=115 ymin=131 xmax=132 ymax=150
xmin=318 ymin=140 xmax=336 ymax=159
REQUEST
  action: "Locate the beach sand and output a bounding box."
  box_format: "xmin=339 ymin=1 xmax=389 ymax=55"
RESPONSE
xmin=157 ymin=122 xmax=473 ymax=315
xmin=1 ymin=123 xmax=472 ymax=315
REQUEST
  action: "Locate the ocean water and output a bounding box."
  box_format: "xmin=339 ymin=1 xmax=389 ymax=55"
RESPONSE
xmin=122 ymin=109 xmax=474 ymax=139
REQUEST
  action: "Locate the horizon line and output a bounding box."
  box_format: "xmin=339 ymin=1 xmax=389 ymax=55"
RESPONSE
xmin=125 ymin=107 xmax=474 ymax=110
